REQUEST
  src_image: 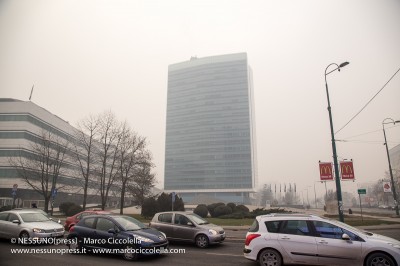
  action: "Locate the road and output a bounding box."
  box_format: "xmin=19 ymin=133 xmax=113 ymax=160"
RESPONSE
xmin=0 ymin=239 xmax=252 ymax=266
xmin=1 ymin=228 xmax=399 ymax=266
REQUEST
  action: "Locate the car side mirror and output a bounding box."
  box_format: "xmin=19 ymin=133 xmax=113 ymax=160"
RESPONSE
xmin=341 ymin=233 xmax=351 ymax=240
xmin=12 ymin=219 xmax=20 ymax=224
xmin=108 ymin=228 xmax=119 ymax=234
xmin=187 ymin=222 xmax=193 ymax=226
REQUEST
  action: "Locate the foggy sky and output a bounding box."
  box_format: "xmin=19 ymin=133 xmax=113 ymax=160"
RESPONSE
xmin=0 ymin=0 xmax=399 ymax=198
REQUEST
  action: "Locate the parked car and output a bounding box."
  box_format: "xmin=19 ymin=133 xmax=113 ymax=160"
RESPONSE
xmin=64 ymin=210 xmax=111 ymax=230
xmin=12 ymin=208 xmax=61 ymax=224
xmin=67 ymin=214 xmax=168 ymax=261
xmin=149 ymin=211 xmax=225 ymax=248
xmin=244 ymin=213 xmax=400 ymax=266
xmin=0 ymin=209 xmax=64 ymax=240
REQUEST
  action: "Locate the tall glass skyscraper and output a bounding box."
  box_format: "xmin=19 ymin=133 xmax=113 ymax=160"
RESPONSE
xmin=164 ymin=53 xmax=257 ymax=203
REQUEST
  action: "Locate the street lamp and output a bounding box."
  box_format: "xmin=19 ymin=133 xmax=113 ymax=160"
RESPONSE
xmin=324 ymin=61 xmax=349 ymax=222
xmin=382 ymin=118 xmax=400 ymax=216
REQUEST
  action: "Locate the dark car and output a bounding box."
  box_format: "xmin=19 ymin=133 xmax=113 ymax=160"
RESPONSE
xmin=67 ymin=214 xmax=168 ymax=261
xmin=149 ymin=211 xmax=225 ymax=248
xmin=64 ymin=210 xmax=111 ymax=230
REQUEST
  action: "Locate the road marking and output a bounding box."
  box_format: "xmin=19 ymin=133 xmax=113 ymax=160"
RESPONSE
xmin=206 ymin=252 xmax=243 ymax=257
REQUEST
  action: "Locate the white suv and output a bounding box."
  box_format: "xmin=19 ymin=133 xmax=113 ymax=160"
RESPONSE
xmin=243 ymin=214 xmax=400 ymax=266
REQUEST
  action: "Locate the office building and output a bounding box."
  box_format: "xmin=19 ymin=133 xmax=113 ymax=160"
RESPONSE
xmin=0 ymin=98 xmax=98 ymax=208
xmin=164 ymin=53 xmax=257 ymax=203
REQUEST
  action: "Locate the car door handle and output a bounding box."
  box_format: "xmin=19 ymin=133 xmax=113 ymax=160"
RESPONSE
xmin=318 ymin=240 xmax=328 ymax=244
xmin=280 ymin=237 xmax=290 ymax=240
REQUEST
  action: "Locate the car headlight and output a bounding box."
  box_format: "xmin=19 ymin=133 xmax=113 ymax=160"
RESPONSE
xmin=209 ymin=229 xmax=218 ymax=235
xmin=33 ymin=228 xmax=44 ymax=233
xmin=133 ymin=235 xmax=154 ymax=243
xmin=160 ymin=231 xmax=167 ymax=238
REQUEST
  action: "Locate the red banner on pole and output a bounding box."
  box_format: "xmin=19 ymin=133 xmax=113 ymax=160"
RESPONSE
xmin=340 ymin=161 xmax=355 ymax=180
xmin=319 ymin=162 xmax=333 ymax=181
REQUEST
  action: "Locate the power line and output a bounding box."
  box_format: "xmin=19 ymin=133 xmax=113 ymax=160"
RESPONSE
xmin=336 ymin=139 xmax=400 ymax=145
xmin=340 ymin=124 xmax=399 ymax=140
xmin=335 ymin=67 xmax=400 ymax=135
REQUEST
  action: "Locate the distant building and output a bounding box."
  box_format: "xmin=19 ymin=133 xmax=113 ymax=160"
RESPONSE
xmin=389 ymin=144 xmax=400 ymax=187
xmin=164 ymin=53 xmax=258 ymax=203
xmin=0 ymin=99 xmax=100 ymax=208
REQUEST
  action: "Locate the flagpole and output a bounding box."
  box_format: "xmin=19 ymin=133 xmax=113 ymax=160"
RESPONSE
xmin=29 ymin=84 xmax=34 ymax=101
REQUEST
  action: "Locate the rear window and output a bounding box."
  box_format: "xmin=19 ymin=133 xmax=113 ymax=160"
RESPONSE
xmin=158 ymin=213 xmax=173 ymax=223
xmin=265 ymin=221 xmax=282 ymax=233
xmin=248 ymin=220 xmax=259 ymax=232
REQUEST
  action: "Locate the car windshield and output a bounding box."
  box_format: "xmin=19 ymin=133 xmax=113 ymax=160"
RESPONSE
xmin=33 ymin=209 xmax=50 ymax=217
xmin=20 ymin=213 xmax=50 ymax=222
xmin=186 ymin=213 xmax=209 ymax=225
xmin=113 ymin=216 xmax=147 ymax=231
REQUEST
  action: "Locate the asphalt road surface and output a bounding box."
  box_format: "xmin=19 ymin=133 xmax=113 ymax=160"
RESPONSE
xmin=0 ymin=239 xmax=252 ymax=266
xmin=1 ymin=228 xmax=399 ymax=266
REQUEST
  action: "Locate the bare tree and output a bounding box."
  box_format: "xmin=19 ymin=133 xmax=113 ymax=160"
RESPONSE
xmin=282 ymin=191 xmax=299 ymax=205
xmin=97 ymin=111 xmax=123 ymax=210
xmin=9 ymin=130 xmax=69 ymax=213
xmin=74 ymin=114 xmax=100 ymax=210
xmin=117 ymin=123 xmax=149 ymax=214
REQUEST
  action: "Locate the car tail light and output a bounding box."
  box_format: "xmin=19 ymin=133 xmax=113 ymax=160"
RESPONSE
xmin=245 ymin=234 xmax=261 ymax=246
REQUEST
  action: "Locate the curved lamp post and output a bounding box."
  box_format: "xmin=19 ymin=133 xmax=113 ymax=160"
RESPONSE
xmin=382 ymin=118 xmax=400 ymax=216
xmin=324 ymin=61 xmax=349 ymax=222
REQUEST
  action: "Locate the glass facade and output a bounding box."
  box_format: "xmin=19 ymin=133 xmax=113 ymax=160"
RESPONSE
xmin=164 ymin=53 xmax=257 ymax=198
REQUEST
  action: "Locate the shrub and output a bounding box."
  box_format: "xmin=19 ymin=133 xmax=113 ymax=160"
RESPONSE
xmin=66 ymin=204 xmax=83 ymax=216
xmin=59 ymin=202 xmax=75 ymax=215
xmin=213 ymin=205 xmax=232 ymax=217
xmin=194 ymin=204 xmax=208 ymax=218
xmin=207 ymin=202 xmax=225 ymax=217
xmin=251 ymin=207 xmax=288 ymax=216
xmin=141 ymin=197 xmax=158 ymax=218
xmin=236 ymin=204 xmax=249 ymax=213
xmin=227 ymin=203 xmax=236 ymax=212
xmin=0 ymin=205 xmax=12 ymax=212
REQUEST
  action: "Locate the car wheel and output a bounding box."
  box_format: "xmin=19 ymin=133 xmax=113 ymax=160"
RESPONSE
xmin=366 ymin=252 xmax=396 ymax=266
xmin=195 ymin=234 xmax=209 ymax=248
xmin=258 ymin=249 xmax=282 ymax=266
xmin=19 ymin=231 xmax=30 ymax=240
xmin=68 ymin=237 xmax=82 ymax=253
xmin=122 ymin=245 xmax=138 ymax=261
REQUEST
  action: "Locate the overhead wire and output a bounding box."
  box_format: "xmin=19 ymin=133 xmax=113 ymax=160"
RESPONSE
xmin=335 ymin=67 xmax=400 ymax=135
xmin=337 ymin=124 xmax=400 ymax=145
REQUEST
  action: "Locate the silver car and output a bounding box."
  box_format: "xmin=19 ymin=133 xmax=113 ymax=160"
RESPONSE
xmin=0 ymin=209 xmax=64 ymax=240
xmin=244 ymin=213 xmax=400 ymax=266
xmin=149 ymin=211 xmax=225 ymax=248
xmin=13 ymin=208 xmax=61 ymax=224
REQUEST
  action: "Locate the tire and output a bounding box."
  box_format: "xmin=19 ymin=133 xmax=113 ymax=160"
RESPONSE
xmin=258 ymin=249 xmax=282 ymax=266
xmin=366 ymin=252 xmax=396 ymax=266
xmin=19 ymin=231 xmax=29 ymax=240
xmin=68 ymin=237 xmax=82 ymax=253
xmin=122 ymin=245 xmax=138 ymax=261
xmin=195 ymin=234 xmax=209 ymax=248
